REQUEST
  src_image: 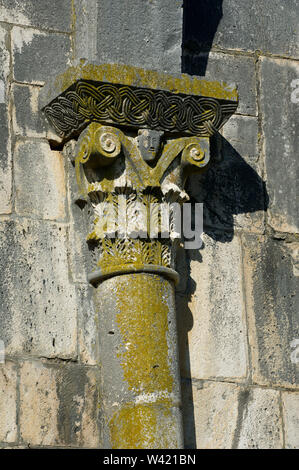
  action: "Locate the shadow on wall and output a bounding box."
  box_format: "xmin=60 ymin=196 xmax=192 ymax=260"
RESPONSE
xmin=179 ymin=0 xmax=269 ymax=449
xmin=177 ymin=137 xmax=269 ymax=448
xmin=188 ymin=137 xmax=269 ymax=243
xmin=182 ymin=0 xmax=223 ymax=75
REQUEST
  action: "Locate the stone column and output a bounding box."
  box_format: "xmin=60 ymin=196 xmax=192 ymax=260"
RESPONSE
xmin=95 ymin=273 xmax=182 ymax=448
xmin=40 ymin=63 xmax=238 ymax=448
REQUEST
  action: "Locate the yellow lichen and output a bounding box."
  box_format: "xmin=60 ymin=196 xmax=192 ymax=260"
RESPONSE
xmin=109 ymin=403 xmax=179 ymax=449
xmin=115 ymin=274 xmax=174 ymax=395
xmin=45 ymin=63 xmax=238 ymax=105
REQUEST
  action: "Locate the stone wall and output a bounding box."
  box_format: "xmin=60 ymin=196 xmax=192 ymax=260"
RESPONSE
xmin=179 ymin=0 xmax=299 ymax=449
xmin=0 ymin=0 xmax=298 ymax=449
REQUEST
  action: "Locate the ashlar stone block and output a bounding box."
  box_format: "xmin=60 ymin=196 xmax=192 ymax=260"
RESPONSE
xmin=178 ymin=233 xmax=248 ymax=381
xmin=14 ymin=139 xmax=67 ymax=221
xmin=242 ymin=234 xmax=299 ymax=388
xmin=237 ymin=388 xmax=283 ymax=449
xmin=0 ymin=362 xmax=18 ymax=443
xmin=282 ymin=392 xmax=299 ymax=449
xmin=0 ymin=219 xmax=77 ymax=359
xmin=0 ymin=0 xmax=72 ymax=32
xmin=20 ymin=361 xmax=100 ymax=447
xmin=0 ymin=24 xmax=12 ymax=214
xmin=12 ymin=26 xmax=71 ymax=85
xmin=261 ymin=57 xmax=299 ymax=233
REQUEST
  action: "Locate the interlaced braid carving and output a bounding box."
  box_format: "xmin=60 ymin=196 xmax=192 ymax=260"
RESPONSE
xmin=44 ymin=80 xmax=237 ymax=138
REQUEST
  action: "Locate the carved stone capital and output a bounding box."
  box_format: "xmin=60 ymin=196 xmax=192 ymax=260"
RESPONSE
xmin=40 ymin=63 xmax=238 ymax=284
xmin=74 ymin=121 xmax=211 ymax=283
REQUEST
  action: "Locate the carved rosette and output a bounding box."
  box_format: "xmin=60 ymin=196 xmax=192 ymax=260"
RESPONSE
xmin=40 ymin=64 xmax=238 ymax=285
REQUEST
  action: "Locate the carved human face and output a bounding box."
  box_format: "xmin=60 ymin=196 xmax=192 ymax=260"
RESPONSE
xmin=137 ymin=129 xmax=164 ymax=162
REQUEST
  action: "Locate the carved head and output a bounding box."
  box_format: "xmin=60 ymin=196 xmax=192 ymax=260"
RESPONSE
xmin=137 ymin=129 xmax=164 ymax=162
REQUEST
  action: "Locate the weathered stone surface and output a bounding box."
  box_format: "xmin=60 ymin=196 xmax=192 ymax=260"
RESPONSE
xmin=182 ymin=382 xmax=285 ymax=449
xmin=20 ymin=361 xmax=58 ymax=446
xmin=177 ymin=233 xmax=248 ymax=380
xmin=181 ymin=380 xmax=240 ymax=449
xmin=77 ymin=285 xmax=99 ymax=365
xmin=12 ymin=84 xmax=47 ymax=137
xmin=282 ymin=392 xmax=299 ymax=449
xmin=188 ymin=115 xmax=265 ymax=236
xmin=0 ymin=24 xmax=12 ymax=214
xmin=237 ymin=388 xmax=283 ymax=449
xmin=221 ymin=116 xmax=259 ymax=168
xmin=0 ymin=362 xmax=17 ymax=443
xmin=74 ymin=0 xmax=183 ymax=73
xmin=261 ymin=57 xmax=299 ymax=233
xmin=0 ymin=219 xmax=77 ymax=358
xmin=65 ymin=150 xmax=93 ymax=283
xmin=221 ymin=115 xmax=264 ymax=232
xmin=12 ymin=26 xmax=71 ymax=84
xmin=183 ymin=52 xmax=256 ymax=116
xmin=72 ymin=0 xmax=100 ymax=64
xmin=0 ymin=444 xmax=25 ymax=448
xmin=14 ymin=140 xmax=66 ymax=221
xmin=11 ymin=83 xmax=62 ymax=142
xmin=20 ymin=361 xmax=100 ymax=447
xmin=242 ymin=234 xmax=299 ymax=388
xmin=183 ymin=0 xmax=298 ymax=57
xmin=287 ymin=242 xmax=299 ymax=277
xmin=0 ymin=0 xmax=72 ymax=32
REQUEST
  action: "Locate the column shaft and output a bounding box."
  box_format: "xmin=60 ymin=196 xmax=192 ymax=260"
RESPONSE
xmin=93 ymin=272 xmax=183 ymax=449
